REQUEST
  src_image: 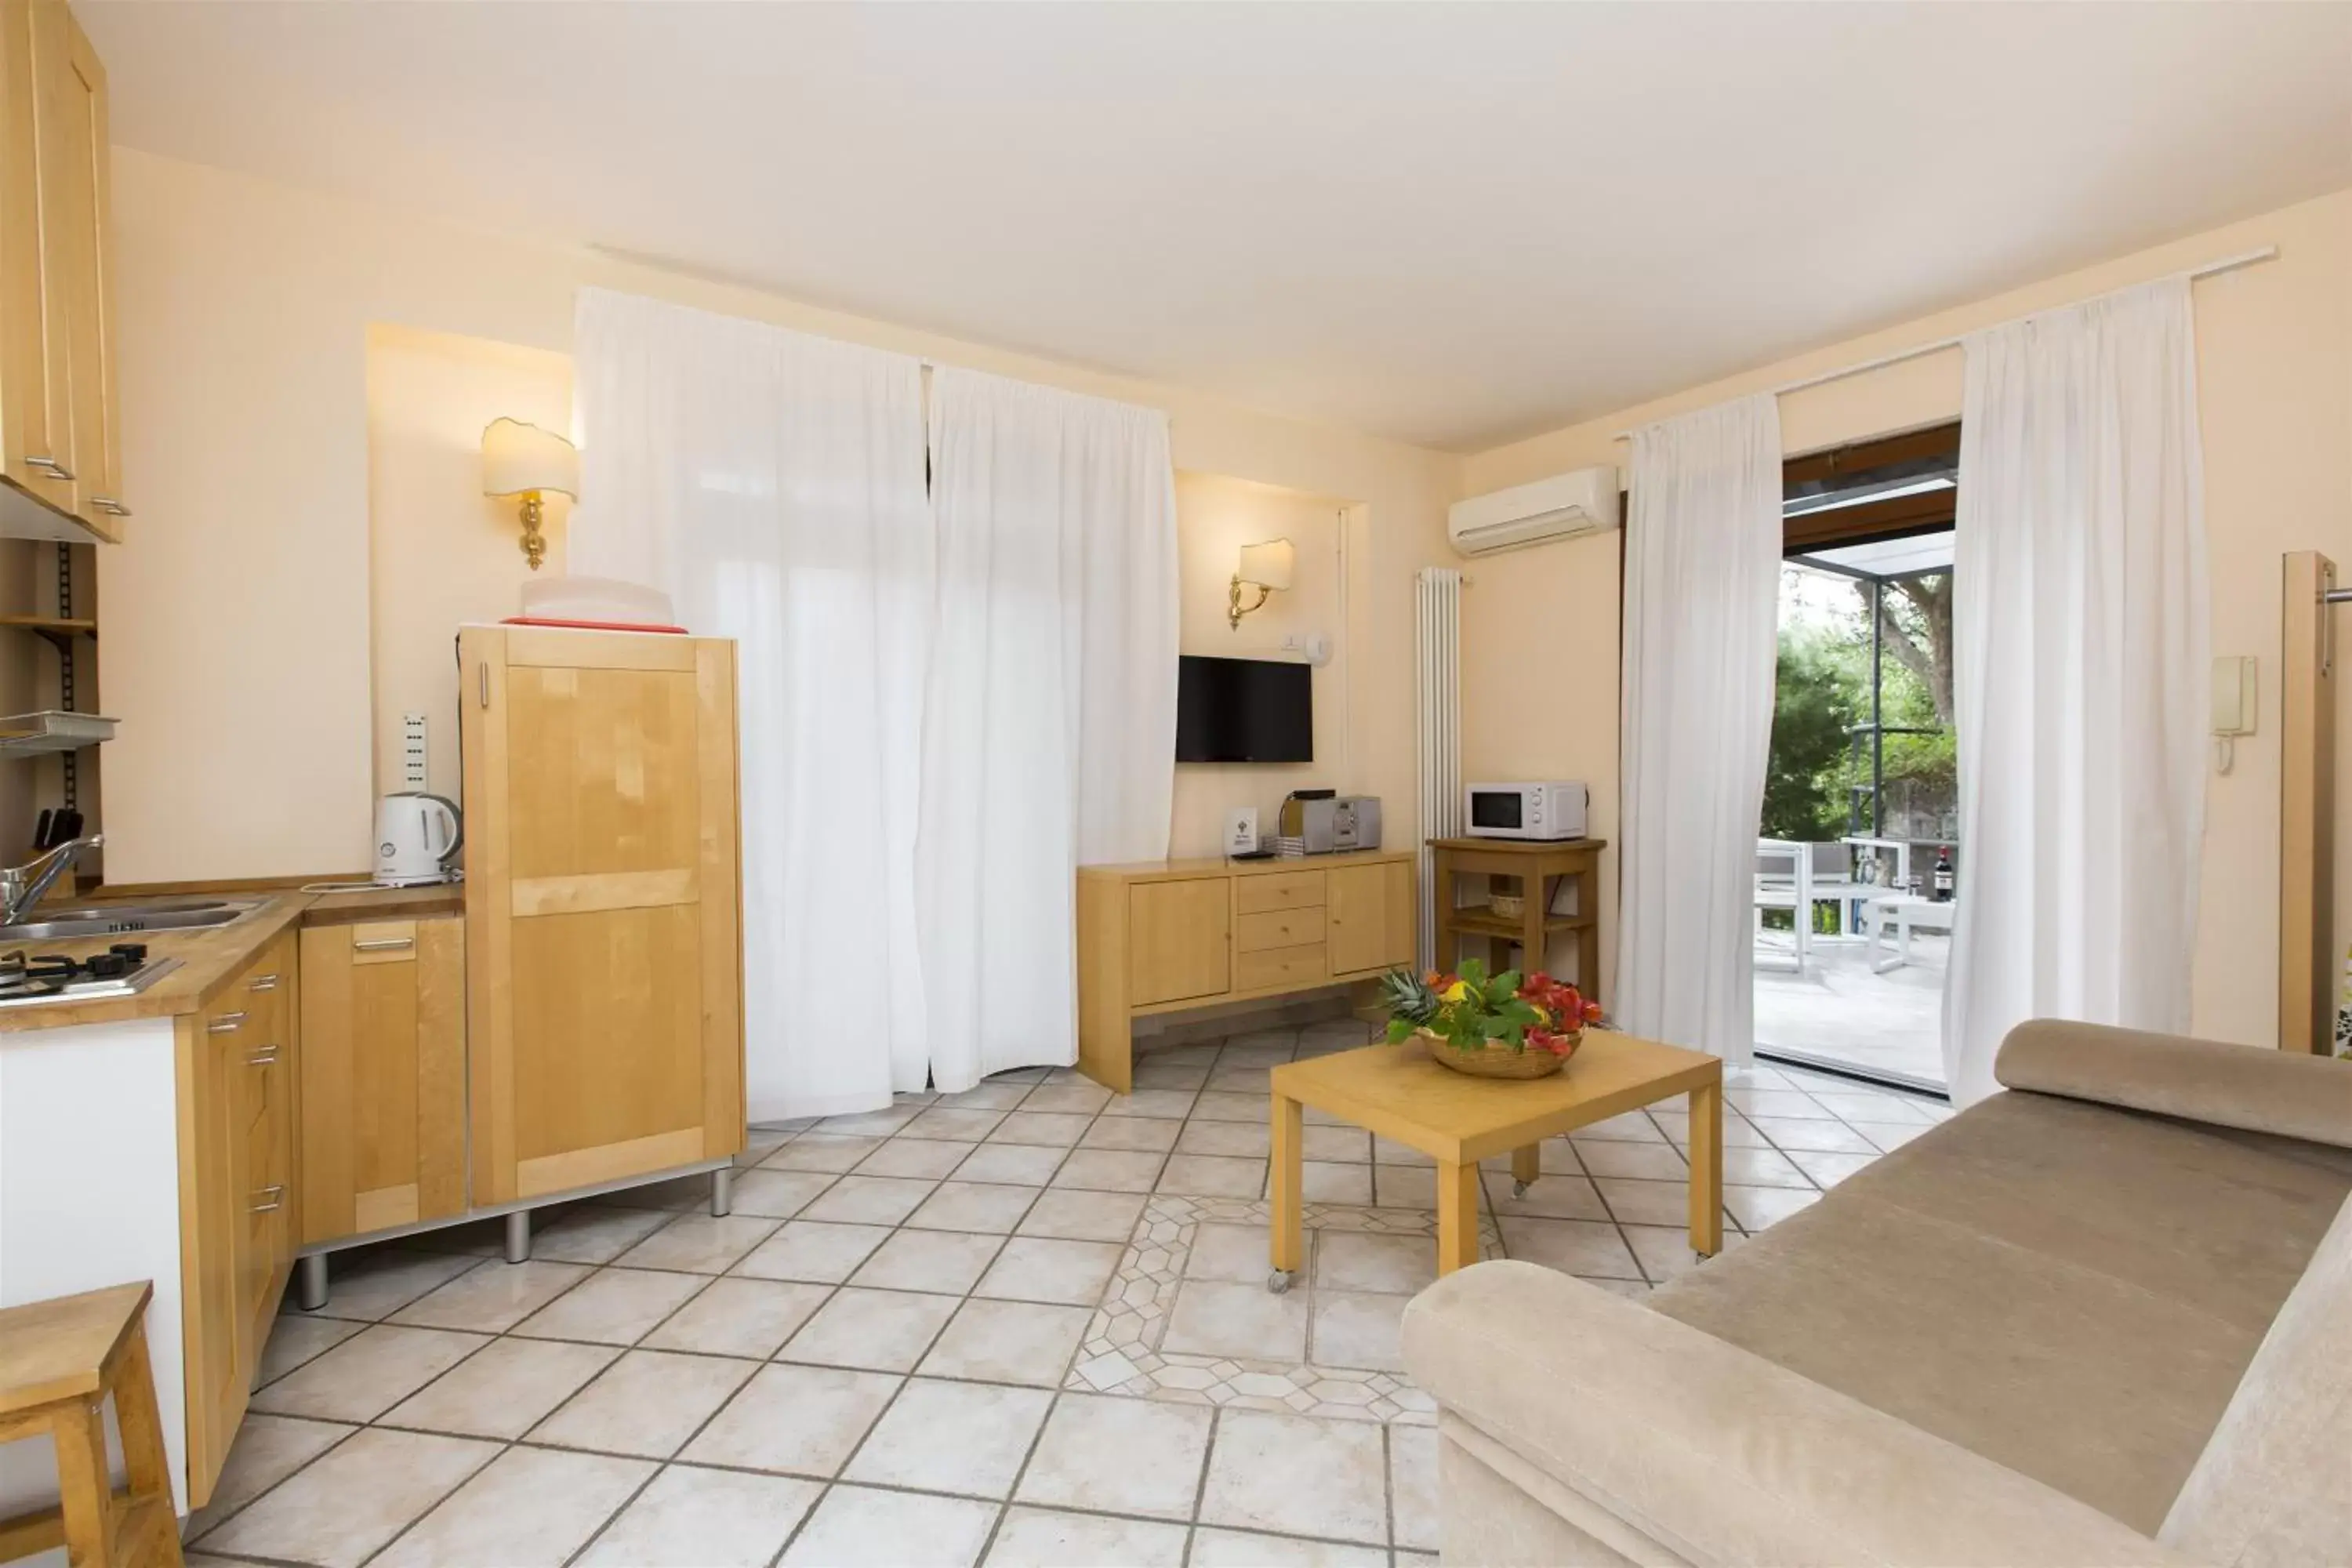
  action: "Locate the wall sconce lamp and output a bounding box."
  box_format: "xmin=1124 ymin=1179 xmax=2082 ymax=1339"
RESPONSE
xmin=481 ymin=417 xmax=579 ymax=572
xmin=1229 ymin=538 xmax=1295 ymax=630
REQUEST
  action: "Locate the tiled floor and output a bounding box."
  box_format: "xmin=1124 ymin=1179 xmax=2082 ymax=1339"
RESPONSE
xmin=184 ymin=1018 xmax=1947 ymax=1567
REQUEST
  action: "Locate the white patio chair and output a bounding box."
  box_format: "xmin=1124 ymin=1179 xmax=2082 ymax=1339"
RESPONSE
xmin=1755 ymin=839 xmax=1810 ymax=974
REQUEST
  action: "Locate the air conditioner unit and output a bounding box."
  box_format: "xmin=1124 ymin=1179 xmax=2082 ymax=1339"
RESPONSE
xmin=1446 ymin=466 xmax=1620 ymax=557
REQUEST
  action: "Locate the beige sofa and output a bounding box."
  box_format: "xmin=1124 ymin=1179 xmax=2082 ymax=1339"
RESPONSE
xmin=1403 ymin=1022 xmax=2352 ymax=1566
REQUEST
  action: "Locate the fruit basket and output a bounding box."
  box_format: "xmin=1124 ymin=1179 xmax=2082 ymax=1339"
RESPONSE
xmin=1414 ymin=1025 xmax=1578 ymax=1078
xmin=1379 ymin=961 xmax=1602 ymax=1081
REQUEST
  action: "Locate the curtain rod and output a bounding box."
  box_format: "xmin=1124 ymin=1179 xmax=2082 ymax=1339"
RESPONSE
xmin=1608 ymin=244 xmax=2279 ymax=442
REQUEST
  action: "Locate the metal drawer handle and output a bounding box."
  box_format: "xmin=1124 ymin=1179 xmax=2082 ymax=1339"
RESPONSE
xmin=205 ymin=1011 xmax=248 ymax=1033
xmin=354 ymin=936 xmax=415 ymax=953
xmin=249 ymin=1185 xmax=285 ymax=1214
xmin=248 ymin=973 xmax=281 ymax=992
xmin=24 ymin=454 xmax=74 ymax=481
xmin=90 ymin=496 xmax=129 ymax=517
xmin=247 ymin=1044 xmax=280 ymax=1066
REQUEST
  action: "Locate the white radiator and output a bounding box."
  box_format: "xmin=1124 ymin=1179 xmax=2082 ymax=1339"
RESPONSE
xmin=1415 ymin=568 xmax=1466 ymax=971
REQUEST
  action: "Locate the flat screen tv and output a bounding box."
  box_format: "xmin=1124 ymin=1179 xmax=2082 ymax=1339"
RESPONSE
xmin=1175 ymin=655 xmax=1312 ymax=764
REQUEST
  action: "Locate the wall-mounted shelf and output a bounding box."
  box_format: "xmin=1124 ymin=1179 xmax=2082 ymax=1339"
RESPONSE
xmin=0 ymin=614 xmax=97 ymax=654
xmin=0 ymin=710 xmax=116 ymax=754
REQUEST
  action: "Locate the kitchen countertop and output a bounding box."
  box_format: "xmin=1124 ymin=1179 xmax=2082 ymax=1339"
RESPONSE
xmin=0 ymin=881 xmax=465 ymax=1033
xmin=301 ymin=883 xmax=466 ymax=926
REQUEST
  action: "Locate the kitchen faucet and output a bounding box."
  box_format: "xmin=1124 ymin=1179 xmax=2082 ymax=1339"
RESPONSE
xmin=2 ymin=833 xmax=103 ymax=925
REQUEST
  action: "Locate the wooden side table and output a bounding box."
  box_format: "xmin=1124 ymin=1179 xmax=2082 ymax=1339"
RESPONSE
xmin=1430 ymin=837 xmax=1608 ymax=1002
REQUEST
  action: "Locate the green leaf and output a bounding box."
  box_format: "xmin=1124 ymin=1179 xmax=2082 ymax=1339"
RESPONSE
xmin=1384 ymin=1016 xmax=1414 ymax=1044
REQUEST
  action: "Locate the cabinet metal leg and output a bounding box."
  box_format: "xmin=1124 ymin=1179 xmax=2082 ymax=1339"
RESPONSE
xmin=297 ymin=1253 xmax=329 ymax=1312
xmin=710 ymin=1167 xmax=735 ymax=1218
xmin=504 ymin=1210 xmax=532 ymax=1264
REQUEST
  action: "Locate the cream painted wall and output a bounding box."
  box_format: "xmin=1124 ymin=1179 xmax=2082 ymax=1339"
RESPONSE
xmin=359 ymin=390 xmax=1368 ymax=858
xmin=365 ymin=325 xmax=574 ymax=803
xmin=98 ymin=147 xmax=1461 ymax=884
xmin=1171 ymin=471 xmax=1363 ymax=859
xmin=1457 ymin=187 xmax=2352 ymax=1047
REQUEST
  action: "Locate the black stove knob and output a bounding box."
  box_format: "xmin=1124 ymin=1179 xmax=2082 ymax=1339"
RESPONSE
xmin=86 ymin=952 xmax=130 ymax=978
xmin=110 ymin=942 xmax=147 ymax=963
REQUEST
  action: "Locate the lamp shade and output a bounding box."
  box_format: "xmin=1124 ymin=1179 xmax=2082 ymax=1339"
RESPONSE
xmin=1236 ymin=539 xmax=1295 ymax=590
xmin=481 ymin=417 xmax=579 ymax=499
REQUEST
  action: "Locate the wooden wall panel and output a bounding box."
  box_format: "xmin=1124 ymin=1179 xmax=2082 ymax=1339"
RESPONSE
xmin=2280 ymin=551 xmax=2337 ymax=1053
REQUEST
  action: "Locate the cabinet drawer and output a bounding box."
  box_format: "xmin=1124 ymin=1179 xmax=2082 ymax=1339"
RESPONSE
xmin=1236 ymin=906 xmax=1325 ymax=954
xmin=1236 ymin=942 xmax=1329 ymax=993
xmin=347 ymin=920 xmax=420 ymax=965
xmin=1235 ymin=870 xmax=1325 ymax=915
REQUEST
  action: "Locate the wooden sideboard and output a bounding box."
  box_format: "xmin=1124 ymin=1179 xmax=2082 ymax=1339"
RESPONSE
xmin=1076 ymin=850 xmax=1417 ymax=1092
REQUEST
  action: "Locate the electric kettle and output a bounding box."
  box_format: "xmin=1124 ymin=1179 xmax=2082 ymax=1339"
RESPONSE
xmin=374 ymin=793 xmax=463 ymax=887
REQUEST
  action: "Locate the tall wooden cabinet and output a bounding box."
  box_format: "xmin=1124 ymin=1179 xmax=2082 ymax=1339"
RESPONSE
xmin=459 ymin=626 xmax=746 ymax=1205
xmin=299 ymin=916 xmax=466 ymax=1243
xmin=0 ymin=0 xmax=121 ymax=542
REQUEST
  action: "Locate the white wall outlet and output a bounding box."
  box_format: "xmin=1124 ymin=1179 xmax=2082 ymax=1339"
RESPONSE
xmin=1281 ymin=630 xmax=1334 ymax=666
xmin=401 ymin=711 xmax=430 ymax=792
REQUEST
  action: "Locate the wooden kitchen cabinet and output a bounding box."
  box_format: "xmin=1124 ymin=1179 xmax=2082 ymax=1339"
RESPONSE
xmin=0 ymin=0 xmax=120 ymax=543
xmin=299 ymin=915 xmax=466 ymax=1245
xmin=175 ymin=927 xmax=299 ymax=1508
xmin=459 ymin=626 xmax=746 ymax=1206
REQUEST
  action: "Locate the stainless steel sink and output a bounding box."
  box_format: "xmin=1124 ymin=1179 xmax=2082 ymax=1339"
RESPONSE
xmin=0 ymin=896 xmax=263 ymax=944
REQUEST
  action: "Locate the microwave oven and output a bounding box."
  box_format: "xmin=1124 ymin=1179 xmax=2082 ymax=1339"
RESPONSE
xmin=1465 ymin=782 xmax=1588 ymax=840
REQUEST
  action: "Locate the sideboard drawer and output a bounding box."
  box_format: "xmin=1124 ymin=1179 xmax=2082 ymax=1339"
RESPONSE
xmin=1236 ymin=906 xmax=1326 ymax=954
xmin=1236 ymin=942 xmax=1330 ymax=993
xmin=1236 ymin=870 xmax=1326 ymax=915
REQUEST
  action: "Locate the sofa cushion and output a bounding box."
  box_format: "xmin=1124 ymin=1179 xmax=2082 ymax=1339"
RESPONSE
xmin=1997 ymin=1019 xmax=2352 ymax=1150
xmin=1647 ymin=1090 xmax=2351 ymax=1534
xmin=2159 ymin=1191 xmax=2352 ymax=1566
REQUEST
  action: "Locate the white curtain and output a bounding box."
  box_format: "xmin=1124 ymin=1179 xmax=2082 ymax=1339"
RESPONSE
xmin=1944 ymin=278 xmax=2208 ymax=1105
xmin=1615 ymin=394 xmax=1784 ymax=1065
xmin=922 ymin=368 xmax=1179 ymax=1093
xmin=572 ymin=289 xmax=935 ymax=1121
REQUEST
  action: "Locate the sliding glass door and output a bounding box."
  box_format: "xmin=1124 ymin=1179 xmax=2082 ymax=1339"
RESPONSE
xmin=1752 ymin=426 xmax=1958 ymax=1093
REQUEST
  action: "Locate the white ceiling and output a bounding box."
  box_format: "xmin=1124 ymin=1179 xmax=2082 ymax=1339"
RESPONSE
xmin=80 ymin=2 xmax=2352 ymax=452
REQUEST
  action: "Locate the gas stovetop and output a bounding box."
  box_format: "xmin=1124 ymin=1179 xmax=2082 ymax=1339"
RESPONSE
xmin=0 ymin=942 xmax=182 ymax=1007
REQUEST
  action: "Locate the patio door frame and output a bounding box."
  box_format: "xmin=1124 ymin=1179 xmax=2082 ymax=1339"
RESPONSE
xmin=1759 ymin=422 xmax=1962 ymax=1098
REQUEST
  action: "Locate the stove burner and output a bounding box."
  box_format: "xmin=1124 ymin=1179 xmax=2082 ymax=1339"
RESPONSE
xmin=0 ymin=942 xmax=171 ymax=1004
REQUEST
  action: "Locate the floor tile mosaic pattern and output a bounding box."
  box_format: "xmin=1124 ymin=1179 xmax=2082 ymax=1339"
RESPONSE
xmin=186 ymin=1021 xmax=1944 ymax=1566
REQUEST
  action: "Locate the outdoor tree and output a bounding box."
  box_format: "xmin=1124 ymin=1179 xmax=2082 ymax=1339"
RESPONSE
xmin=1762 ymin=626 xmax=1858 ymax=843
xmin=1867 ymin=572 xmax=1952 ymax=725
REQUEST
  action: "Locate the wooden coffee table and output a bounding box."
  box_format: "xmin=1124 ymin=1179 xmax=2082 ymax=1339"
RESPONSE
xmin=1265 ymin=1031 xmax=1723 ymax=1289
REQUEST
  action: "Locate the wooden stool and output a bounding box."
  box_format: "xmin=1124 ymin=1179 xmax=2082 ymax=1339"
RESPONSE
xmin=0 ymin=1282 xmax=183 ymax=1567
